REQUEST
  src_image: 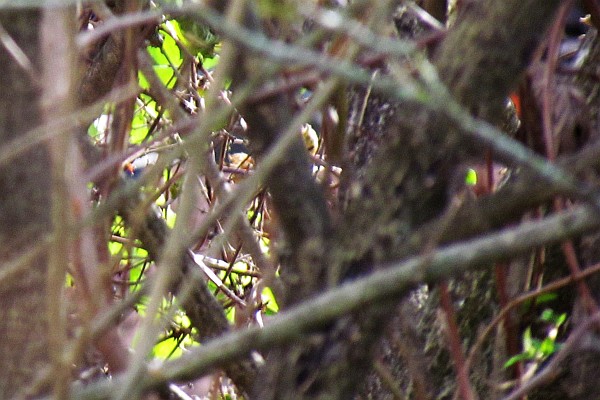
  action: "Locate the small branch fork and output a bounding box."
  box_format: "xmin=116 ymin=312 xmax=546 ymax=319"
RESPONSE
xmin=60 ymin=202 xmax=600 ymax=398
xmin=36 ymin=1 xmax=600 ymax=399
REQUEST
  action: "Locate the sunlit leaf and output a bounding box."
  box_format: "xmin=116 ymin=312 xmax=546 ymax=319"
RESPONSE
xmin=465 ymin=168 xmax=477 ymax=186
xmin=262 ymin=287 xmax=279 ymax=314
xmin=153 ymin=337 xmax=182 ymax=359
xmin=504 ymin=352 xmax=530 ymax=368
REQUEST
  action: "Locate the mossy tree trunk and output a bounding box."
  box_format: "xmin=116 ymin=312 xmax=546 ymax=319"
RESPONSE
xmin=251 ymin=1 xmax=562 ymax=398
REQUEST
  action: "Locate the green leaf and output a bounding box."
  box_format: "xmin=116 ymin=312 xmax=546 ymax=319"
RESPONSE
xmin=152 ymin=337 xmax=182 ymax=359
xmin=152 ymin=65 xmax=176 ymax=88
xmin=262 ymin=287 xmax=279 ymax=314
xmin=175 ymin=17 xmax=219 ymax=58
xmin=539 ymin=337 xmax=556 ymax=357
xmin=226 ymin=305 xmax=236 ymax=323
xmin=465 ymin=168 xmax=477 ymax=186
xmin=539 ymin=308 xmax=566 ymax=326
xmin=534 ymin=292 xmax=557 ymax=304
xmin=522 ymin=327 xmax=532 ymax=351
xmin=504 ymin=353 xmax=531 ymax=368
xmin=159 ymin=29 xmax=182 ymax=65
xmin=540 ymin=308 xmax=555 ymax=322
xmin=108 ymin=240 xmax=123 ymax=256
xmin=138 ymin=70 xmax=150 ymax=90
xmin=130 ymin=110 xmax=150 ymax=145
xmin=164 ymin=206 xmax=177 ymax=228
xmin=201 ymin=53 xmax=220 ymax=70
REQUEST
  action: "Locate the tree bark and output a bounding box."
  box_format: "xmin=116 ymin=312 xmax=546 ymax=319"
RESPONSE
xmin=0 ymin=8 xmax=52 ymax=399
xmin=252 ymin=1 xmax=562 ymax=399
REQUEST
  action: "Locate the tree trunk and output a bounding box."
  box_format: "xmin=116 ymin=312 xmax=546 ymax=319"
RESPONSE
xmin=0 ymin=8 xmax=52 ymax=399
xmin=253 ymin=1 xmax=562 ymax=398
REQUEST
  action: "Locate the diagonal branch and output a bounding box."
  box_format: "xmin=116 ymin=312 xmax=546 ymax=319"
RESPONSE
xmin=68 ymin=203 xmax=600 ymax=399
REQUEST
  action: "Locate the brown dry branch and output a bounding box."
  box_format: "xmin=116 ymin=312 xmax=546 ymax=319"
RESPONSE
xmin=65 ymin=202 xmax=600 ymax=399
xmin=72 ymin=1 xmax=262 ymax=395
xmin=7 ymin=1 xmax=600 ymax=399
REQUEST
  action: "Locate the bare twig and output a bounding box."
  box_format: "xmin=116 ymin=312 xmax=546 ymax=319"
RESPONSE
xmin=0 ymin=82 xmax=139 ymax=169
xmin=440 ymin=281 xmax=476 ymax=400
xmin=501 ymin=312 xmax=600 ymax=400
xmin=0 ymin=20 xmax=38 ymax=84
xmin=180 ymin=1 xmax=600 ymax=213
xmin=68 ymin=204 xmax=600 ymax=398
xmin=77 ymin=9 xmax=162 ymax=50
xmin=41 ymin=6 xmax=86 ymax=398
xmin=465 ymin=262 xmax=600 ymax=376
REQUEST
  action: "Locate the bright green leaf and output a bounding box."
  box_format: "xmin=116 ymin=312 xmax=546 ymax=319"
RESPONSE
xmin=539 ymin=337 xmax=556 ymax=356
xmin=465 ymin=168 xmax=477 ymax=186
xmin=262 ymin=287 xmax=279 ymax=314
xmin=153 ymin=337 xmax=182 ymax=359
xmin=504 ymin=352 xmax=531 ymax=368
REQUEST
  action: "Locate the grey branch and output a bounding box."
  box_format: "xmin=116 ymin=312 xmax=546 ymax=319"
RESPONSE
xmin=69 ymin=204 xmax=600 ymax=399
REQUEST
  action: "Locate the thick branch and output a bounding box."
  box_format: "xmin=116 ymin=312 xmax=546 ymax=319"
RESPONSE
xmin=120 ymin=201 xmax=258 ymax=393
xmin=69 ymin=203 xmax=600 ymax=399
xmin=228 ymin=5 xmax=333 ymax=306
xmin=74 ymin=5 xmax=258 ymax=393
xmin=256 ymin=1 xmax=563 ymax=398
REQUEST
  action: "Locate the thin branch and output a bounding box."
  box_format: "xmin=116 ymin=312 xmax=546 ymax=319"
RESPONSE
xmin=0 ymin=20 xmax=38 ymax=84
xmin=541 ymin=0 xmax=573 ymax=161
xmin=203 ymin=146 xmax=277 ymax=294
xmin=189 ymin=251 xmax=246 ymax=307
xmin=77 ymin=9 xmax=162 ymax=50
xmin=501 ymin=312 xmax=600 ymax=400
xmin=440 ymin=281 xmax=476 ymax=400
xmin=69 ymin=204 xmax=600 ymax=398
xmin=0 ymin=82 xmax=140 ymax=169
xmin=178 ymin=2 xmax=600 ymax=213
xmin=41 ymin=6 xmax=83 ymax=398
xmin=464 ymin=261 xmax=600 ymax=376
